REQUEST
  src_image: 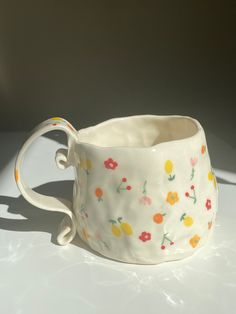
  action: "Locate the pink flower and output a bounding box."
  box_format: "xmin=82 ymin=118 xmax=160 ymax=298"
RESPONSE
xmin=104 ymin=158 xmax=118 ymax=170
xmin=139 ymin=195 xmax=152 ymax=205
xmin=205 ymin=199 xmax=212 ymax=210
xmin=139 ymin=231 xmax=151 ymax=242
xmin=190 ymin=157 xmax=198 ymax=167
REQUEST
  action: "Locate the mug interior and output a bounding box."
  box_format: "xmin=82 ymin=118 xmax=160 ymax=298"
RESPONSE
xmin=78 ymin=115 xmax=200 ymax=148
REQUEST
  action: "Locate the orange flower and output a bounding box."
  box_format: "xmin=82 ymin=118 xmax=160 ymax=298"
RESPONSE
xmin=95 ymin=187 xmax=103 ymax=201
xmin=201 ymin=145 xmax=206 ymax=154
xmin=189 ymin=234 xmax=200 ymax=248
xmin=166 ymin=192 xmax=179 ymax=205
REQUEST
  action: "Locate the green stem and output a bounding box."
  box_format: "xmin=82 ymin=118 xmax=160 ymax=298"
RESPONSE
xmin=143 ymin=180 xmax=147 ymax=195
xmin=116 ymin=182 xmax=122 ymax=193
xmin=164 ymin=236 xmax=172 ymax=243
xmin=168 ymin=174 xmax=175 ymax=181
xmin=180 ymin=213 xmax=186 ymax=221
xmin=189 ymin=193 xmax=197 ymax=204
xmin=117 ymin=217 xmax=123 ymax=224
xmin=190 ymin=168 xmax=195 ymax=180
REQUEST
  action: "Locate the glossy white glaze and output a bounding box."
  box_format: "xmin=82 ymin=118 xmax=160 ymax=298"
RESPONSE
xmin=15 ymin=115 xmax=218 ymax=264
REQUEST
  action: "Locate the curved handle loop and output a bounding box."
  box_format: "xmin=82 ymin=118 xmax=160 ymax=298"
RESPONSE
xmin=15 ymin=117 xmax=78 ymax=245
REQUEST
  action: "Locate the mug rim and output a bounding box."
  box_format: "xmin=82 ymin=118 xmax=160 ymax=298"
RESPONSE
xmin=77 ymin=114 xmax=204 ymax=150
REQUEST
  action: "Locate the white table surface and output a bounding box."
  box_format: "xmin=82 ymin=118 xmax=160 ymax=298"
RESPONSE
xmin=0 ymin=131 xmax=235 ymax=314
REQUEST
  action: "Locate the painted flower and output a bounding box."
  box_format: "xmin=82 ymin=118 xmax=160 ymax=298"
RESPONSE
xmin=95 ymin=187 xmax=103 ymax=201
xmin=205 ymin=199 xmax=211 ymax=210
xmin=201 ymin=145 xmax=206 ymax=154
xmin=190 ymin=157 xmax=198 ymax=180
xmin=166 ymin=192 xmax=179 ymax=205
xmin=164 ymin=160 xmax=175 ymax=181
xmin=208 ymin=170 xmax=217 ymax=189
xmin=190 ymin=157 xmax=198 ymax=167
xmin=104 ymin=158 xmax=118 ymax=170
xmin=139 ymin=195 xmax=152 ymax=205
xmin=139 ymin=180 xmax=152 ymax=205
xmin=189 ymin=234 xmax=201 ymax=248
xmin=139 ymin=231 xmax=151 ymax=242
xmin=80 ymin=158 xmax=92 ymax=174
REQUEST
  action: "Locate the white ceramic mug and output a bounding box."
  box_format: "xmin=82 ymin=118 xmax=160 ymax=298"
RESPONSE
xmin=15 ymin=115 xmax=218 ymax=264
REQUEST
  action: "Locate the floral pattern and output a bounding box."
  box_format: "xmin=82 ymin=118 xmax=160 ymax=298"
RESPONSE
xmin=208 ymin=170 xmax=217 ymax=189
xmin=165 ymin=160 xmax=175 ymax=181
xmin=80 ymin=159 xmax=92 ymax=174
xmin=73 ymin=145 xmax=216 ymax=255
xmin=161 ymin=233 xmax=174 ymax=249
xmin=205 ymin=199 xmax=211 ymax=210
xmin=117 ymin=177 xmax=132 ymax=193
xmin=139 ymin=231 xmax=151 ymax=242
xmin=189 ymin=234 xmax=201 ymax=248
xmin=190 ymin=157 xmax=198 ymax=180
xmin=166 ymin=192 xmax=179 ymax=205
xmin=153 ymin=213 xmax=166 ymax=224
xmin=104 ymin=158 xmax=118 ymax=170
xmin=109 ymin=217 xmax=133 ymax=237
xmin=180 ymin=213 xmax=194 ymax=227
xmin=139 ymin=180 xmax=152 ymax=205
xmin=95 ymin=188 xmax=103 ymax=201
xmin=185 ymin=185 xmax=197 ymax=204
xmin=201 ymin=145 xmax=206 ymax=154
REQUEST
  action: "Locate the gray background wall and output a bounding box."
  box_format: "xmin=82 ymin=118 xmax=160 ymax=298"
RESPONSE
xmin=0 ymin=1 xmax=235 ymax=149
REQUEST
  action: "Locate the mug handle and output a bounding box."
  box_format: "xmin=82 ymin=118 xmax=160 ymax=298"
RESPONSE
xmin=14 ymin=117 xmax=78 ymax=245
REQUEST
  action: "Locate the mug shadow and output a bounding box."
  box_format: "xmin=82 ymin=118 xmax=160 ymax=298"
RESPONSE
xmin=0 ymin=180 xmax=105 ymax=259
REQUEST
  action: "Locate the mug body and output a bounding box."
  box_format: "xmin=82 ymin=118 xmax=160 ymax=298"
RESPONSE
xmin=72 ymin=115 xmax=218 ymax=264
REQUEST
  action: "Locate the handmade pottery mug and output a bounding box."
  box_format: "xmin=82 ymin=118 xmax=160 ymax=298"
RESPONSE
xmin=15 ymin=115 xmax=218 ymax=264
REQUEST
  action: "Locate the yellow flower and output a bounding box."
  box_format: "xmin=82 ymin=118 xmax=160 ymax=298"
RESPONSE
xmin=189 ymin=234 xmax=200 ymax=248
xmin=165 ymin=160 xmax=173 ymax=174
xmin=166 ymin=191 xmax=179 ymax=205
xmin=80 ymin=159 xmax=92 ymax=174
xmin=208 ymin=171 xmax=214 ymax=181
xmin=208 ymin=170 xmax=217 ymax=189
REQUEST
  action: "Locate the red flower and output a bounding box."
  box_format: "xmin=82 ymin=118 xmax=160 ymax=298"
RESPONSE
xmin=122 ymin=177 xmax=127 ymax=182
xmin=139 ymin=231 xmax=151 ymax=242
xmin=191 ymin=185 xmax=195 ymax=190
xmin=185 ymin=192 xmax=189 ymax=197
xmin=205 ymin=199 xmax=212 ymax=210
xmin=104 ymin=158 xmax=118 ymax=170
xmin=126 ymin=185 xmax=132 ymax=191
